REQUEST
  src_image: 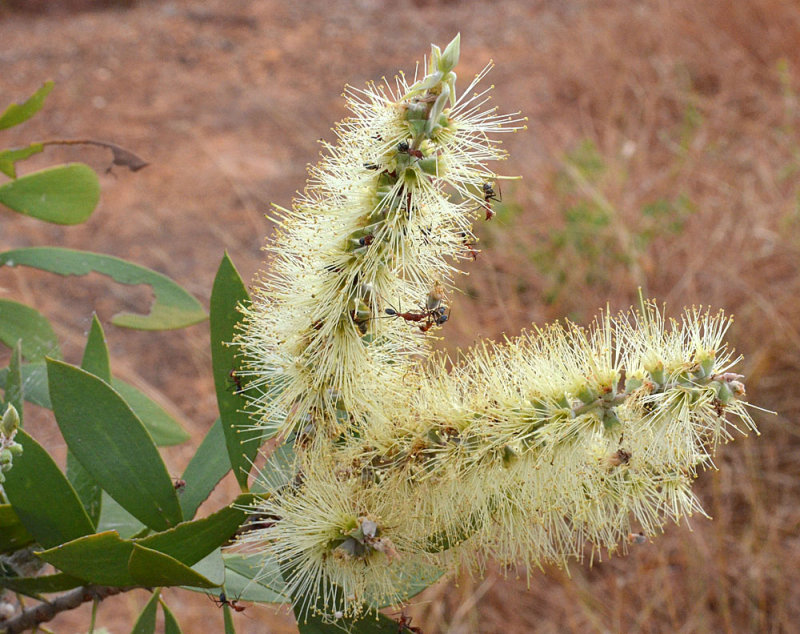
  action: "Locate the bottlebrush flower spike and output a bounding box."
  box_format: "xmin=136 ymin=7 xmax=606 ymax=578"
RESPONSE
xmin=238 ymin=34 xmax=525 ymax=438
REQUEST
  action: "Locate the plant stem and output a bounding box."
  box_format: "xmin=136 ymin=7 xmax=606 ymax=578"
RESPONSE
xmin=1 ymin=586 xmax=130 ymax=634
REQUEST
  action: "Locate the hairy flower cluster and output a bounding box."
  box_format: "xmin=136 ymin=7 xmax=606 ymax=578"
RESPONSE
xmin=236 ymin=37 xmax=758 ymax=621
xmin=238 ymin=34 xmax=524 ymax=437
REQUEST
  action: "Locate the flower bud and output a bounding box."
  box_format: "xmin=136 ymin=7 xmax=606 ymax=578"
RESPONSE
xmin=439 ymin=34 xmax=461 ymax=74
xmin=1 ymin=404 xmax=19 ymax=437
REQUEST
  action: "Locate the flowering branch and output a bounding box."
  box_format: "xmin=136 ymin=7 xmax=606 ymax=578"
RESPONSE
xmin=234 ymin=36 xmax=758 ymax=623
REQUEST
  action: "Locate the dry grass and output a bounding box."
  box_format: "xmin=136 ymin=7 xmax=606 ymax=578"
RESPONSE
xmin=1 ymin=0 xmax=799 ymax=631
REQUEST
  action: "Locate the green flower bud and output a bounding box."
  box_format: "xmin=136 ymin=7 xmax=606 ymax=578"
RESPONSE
xmin=714 ymin=380 xmax=736 ymax=405
xmin=439 ymin=34 xmax=461 ymax=74
xmin=602 ymin=408 xmax=620 ymax=430
xmin=625 ymin=376 xmax=644 ymax=392
xmin=429 ymin=44 xmax=442 ymax=73
xmin=647 ymin=361 xmax=665 ymax=386
xmin=576 ymin=385 xmax=597 ymax=405
xmin=1 ymin=404 xmax=19 ymax=437
xmin=0 ymin=448 xmax=12 ymax=466
xmin=8 ymin=442 xmax=23 ymax=456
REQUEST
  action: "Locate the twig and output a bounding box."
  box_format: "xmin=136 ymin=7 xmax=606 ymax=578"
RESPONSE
xmin=1 ymin=585 xmax=132 ymax=634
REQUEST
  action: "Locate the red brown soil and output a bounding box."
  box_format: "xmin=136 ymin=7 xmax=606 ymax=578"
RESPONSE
xmin=2 ymin=0 xmax=800 ymax=632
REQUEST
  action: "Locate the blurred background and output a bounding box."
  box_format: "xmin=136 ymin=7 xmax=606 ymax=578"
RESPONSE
xmin=1 ymin=0 xmax=798 ymax=631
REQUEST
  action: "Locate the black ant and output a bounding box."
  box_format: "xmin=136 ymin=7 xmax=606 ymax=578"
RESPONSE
xmin=358 ymin=234 xmax=374 ymax=247
xmin=363 ymin=162 xmax=381 ymax=170
xmin=209 ymin=591 xmax=246 ymax=613
xmin=397 ymin=141 xmax=424 ymax=159
xmin=172 ymin=478 xmax=186 ymax=493
xmin=482 ymin=181 xmax=501 ymax=220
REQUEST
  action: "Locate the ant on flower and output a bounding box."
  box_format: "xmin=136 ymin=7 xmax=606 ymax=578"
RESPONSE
xmin=384 ymin=283 xmax=450 ymax=332
xmin=482 ymin=181 xmax=501 ymax=220
xmin=397 ymin=140 xmax=424 ymax=159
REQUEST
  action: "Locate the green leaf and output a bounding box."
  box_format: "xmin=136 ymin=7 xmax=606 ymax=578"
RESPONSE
xmin=65 ymin=452 xmax=101 ymax=527
xmin=128 ymin=544 xmax=218 ymax=588
xmin=131 ymin=589 xmax=160 ymax=634
xmin=179 ymin=418 xmax=231 ymax=519
xmin=222 ymin=553 xmax=287 ymax=604
xmin=161 ymin=601 xmax=183 ymax=634
xmin=81 ymin=314 xmax=112 ymax=381
xmin=189 ymin=547 xmax=225 ymax=588
xmin=112 ymin=379 xmax=190 ymax=446
xmin=252 ymin=442 xmax=296 ymax=493
xmin=1 ymin=429 xmax=94 ymax=548
xmin=36 ymin=531 xmax=218 ymax=588
xmin=0 ymin=504 xmax=34 ymax=554
xmin=47 ymin=359 xmax=183 ymax=531
xmin=0 ymin=247 xmax=207 ymax=330
xmin=0 ymin=363 xmax=189 ymax=446
xmin=36 ymin=531 xmax=135 ymax=586
xmin=210 ymin=253 xmax=255 ymax=489
xmin=0 ymin=572 xmax=83 ymax=598
xmin=96 ymin=491 xmax=145 ymax=539
xmin=0 ymin=164 xmax=100 ymax=224
xmin=137 ymin=494 xmax=253 ymax=567
xmin=0 ymin=143 xmax=44 ymax=178
xmin=0 ymin=299 xmax=62 ymax=362
xmin=67 ymin=314 xmax=109 ymax=525
xmin=0 ymin=362 xmax=49 ymax=408
xmin=4 ymin=341 xmax=24 ymax=427
xmin=0 ymin=81 xmax=54 ymax=130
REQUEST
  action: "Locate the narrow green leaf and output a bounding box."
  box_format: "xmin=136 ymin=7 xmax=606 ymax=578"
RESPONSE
xmin=96 ymin=491 xmax=145 ymax=539
xmin=128 ymin=544 xmax=218 ymax=588
xmin=252 ymin=442 xmax=296 ymax=493
xmin=36 ymin=531 xmax=218 ymax=588
xmin=0 ymin=164 xmax=100 ymax=224
xmin=137 ymin=494 xmax=253 ymax=567
xmin=222 ymin=553 xmax=287 ymax=604
xmin=47 ymin=359 xmax=183 ymax=531
xmin=0 ymin=363 xmax=49 ymax=408
xmin=0 ymin=504 xmax=34 ymax=554
xmin=0 ymin=143 xmax=44 ymax=178
xmin=36 ymin=531 xmax=135 ymax=586
xmin=179 ymin=418 xmax=231 ymax=519
xmin=112 ymin=379 xmax=190 ymax=446
xmin=0 ymin=363 xmax=190 ymax=447
xmin=5 ymin=341 xmax=24 ymax=427
xmin=0 ymin=247 xmax=207 ymax=330
xmin=131 ymin=589 xmax=160 ymax=634
xmin=81 ymin=314 xmax=111 ymax=381
xmin=224 ymin=568 xmax=286 ymax=604
xmin=0 ymin=299 xmax=62 ymax=362
xmin=161 ymin=600 xmax=183 ymax=634
xmin=2 ymin=429 xmax=94 ymax=548
xmin=0 ymin=572 xmax=83 ymax=598
xmin=210 ymin=253 xmax=255 ymax=489
xmin=67 ymin=314 xmax=109 ymax=525
xmin=0 ymin=81 xmax=54 ymax=130
xmin=189 ymin=547 xmax=225 ymax=588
